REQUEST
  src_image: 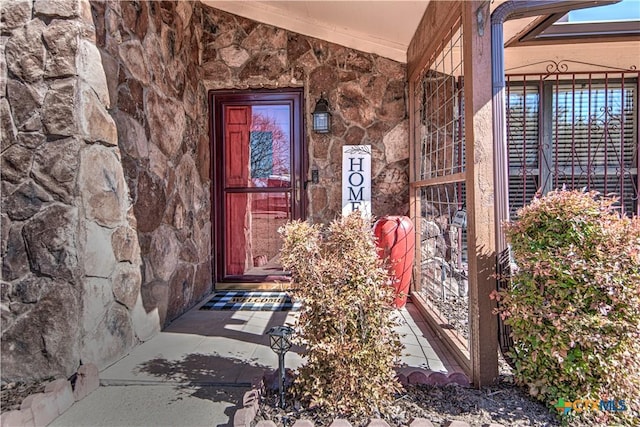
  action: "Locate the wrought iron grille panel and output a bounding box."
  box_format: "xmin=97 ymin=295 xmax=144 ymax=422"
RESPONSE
xmin=417 ymin=184 xmax=469 ymax=343
xmin=412 ymin=18 xmax=469 ymax=351
xmin=414 ymin=22 xmax=465 ymax=180
xmin=506 ymin=73 xmax=639 ymax=217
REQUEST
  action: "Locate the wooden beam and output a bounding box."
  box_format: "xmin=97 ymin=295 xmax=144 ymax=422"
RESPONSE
xmin=411 ymin=293 xmax=472 ymax=375
xmin=408 ymin=77 xmax=419 ymax=294
xmin=410 ymin=172 xmax=467 ymax=189
xmin=407 ymin=0 xmax=462 ymax=81
xmin=462 ymin=0 xmax=499 ymax=387
xmin=408 ymin=0 xmax=461 ymax=298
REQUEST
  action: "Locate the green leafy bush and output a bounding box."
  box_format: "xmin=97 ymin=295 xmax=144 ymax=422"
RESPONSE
xmin=279 ymin=213 xmax=403 ymax=420
xmin=494 ymin=190 xmax=640 ymax=424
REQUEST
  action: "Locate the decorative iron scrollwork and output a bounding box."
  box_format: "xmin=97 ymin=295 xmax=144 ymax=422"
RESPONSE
xmin=545 ymin=60 xmax=569 ymax=73
xmin=506 ymin=59 xmax=638 ymax=74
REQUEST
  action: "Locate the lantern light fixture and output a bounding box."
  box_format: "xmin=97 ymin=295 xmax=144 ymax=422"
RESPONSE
xmin=311 ymin=93 xmax=331 ymax=133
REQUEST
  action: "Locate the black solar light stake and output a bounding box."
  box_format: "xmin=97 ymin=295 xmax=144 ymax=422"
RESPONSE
xmin=267 ymin=325 xmax=294 ymax=408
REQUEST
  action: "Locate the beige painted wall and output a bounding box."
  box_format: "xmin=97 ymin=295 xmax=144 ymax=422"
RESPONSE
xmin=505 ymin=41 xmax=640 ymax=74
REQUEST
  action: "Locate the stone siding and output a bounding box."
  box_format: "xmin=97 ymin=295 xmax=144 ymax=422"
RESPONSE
xmin=1 ymin=0 xmax=410 ymax=382
xmin=90 ymin=0 xmax=213 ymax=327
xmin=1 ymin=0 xmax=158 ymax=381
xmin=198 ymin=6 xmax=410 ymax=221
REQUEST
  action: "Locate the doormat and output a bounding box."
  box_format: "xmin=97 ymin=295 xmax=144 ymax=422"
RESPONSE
xmin=200 ymin=291 xmax=302 ymax=311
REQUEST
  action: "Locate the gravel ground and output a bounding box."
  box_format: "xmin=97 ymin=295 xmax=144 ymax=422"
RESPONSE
xmin=256 ymin=352 xmax=632 ymax=427
xmin=428 ymin=294 xmax=469 ymax=341
xmin=395 ymin=379 xmax=560 ymax=427
xmin=255 ymin=374 xmax=561 ymax=427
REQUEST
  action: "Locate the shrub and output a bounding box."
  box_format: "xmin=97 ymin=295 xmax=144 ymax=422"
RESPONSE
xmin=494 ymin=190 xmax=640 ymax=424
xmin=279 ymin=213 xmax=403 ymax=420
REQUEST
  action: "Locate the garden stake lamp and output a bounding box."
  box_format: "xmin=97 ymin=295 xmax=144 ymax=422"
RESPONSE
xmin=267 ymin=325 xmax=294 ymax=408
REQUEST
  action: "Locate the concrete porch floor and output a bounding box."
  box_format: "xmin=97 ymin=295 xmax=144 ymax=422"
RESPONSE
xmin=50 ymin=297 xmax=464 ymax=427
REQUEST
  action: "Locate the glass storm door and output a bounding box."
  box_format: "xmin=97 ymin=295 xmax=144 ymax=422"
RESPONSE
xmin=210 ymin=90 xmax=305 ymax=283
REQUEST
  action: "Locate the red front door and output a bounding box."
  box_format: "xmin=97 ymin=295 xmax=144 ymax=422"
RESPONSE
xmin=210 ymin=89 xmax=305 ymax=284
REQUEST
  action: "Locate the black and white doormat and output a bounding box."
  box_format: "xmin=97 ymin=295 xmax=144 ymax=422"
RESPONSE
xmin=200 ymin=291 xmax=301 ymax=311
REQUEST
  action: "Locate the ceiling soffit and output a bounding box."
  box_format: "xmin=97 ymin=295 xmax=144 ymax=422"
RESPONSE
xmin=202 ymin=1 xmax=430 ymax=63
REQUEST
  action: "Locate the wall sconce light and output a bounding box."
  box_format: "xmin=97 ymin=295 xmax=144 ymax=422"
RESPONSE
xmin=267 ymin=325 xmax=294 ymax=408
xmin=311 ymin=93 xmax=331 ymax=133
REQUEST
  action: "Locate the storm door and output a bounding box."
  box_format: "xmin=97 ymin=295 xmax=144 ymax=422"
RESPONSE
xmin=210 ymin=89 xmax=305 ymax=284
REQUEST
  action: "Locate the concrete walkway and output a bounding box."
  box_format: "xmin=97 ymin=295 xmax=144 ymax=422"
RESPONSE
xmin=50 ymin=299 xmax=461 ymax=427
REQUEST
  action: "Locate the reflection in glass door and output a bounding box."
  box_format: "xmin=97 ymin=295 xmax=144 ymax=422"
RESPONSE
xmin=211 ymin=90 xmax=304 ymax=283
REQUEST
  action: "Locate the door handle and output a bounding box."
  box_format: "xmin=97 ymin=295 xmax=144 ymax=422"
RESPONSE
xmin=295 ymin=179 xmax=301 ymax=204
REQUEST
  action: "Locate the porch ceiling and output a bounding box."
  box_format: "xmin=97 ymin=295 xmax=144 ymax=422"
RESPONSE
xmin=202 ymin=1 xmax=540 ymax=63
xmin=202 ymin=1 xmax=431 ymax=62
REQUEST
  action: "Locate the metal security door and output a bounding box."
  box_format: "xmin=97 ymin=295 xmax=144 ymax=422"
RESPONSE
xmin=210 ymin=89 xmax=305 ymax=285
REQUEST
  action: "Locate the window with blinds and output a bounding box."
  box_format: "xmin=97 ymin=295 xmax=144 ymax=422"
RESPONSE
xmin=506 ymin=75 xmax=638 ymax=217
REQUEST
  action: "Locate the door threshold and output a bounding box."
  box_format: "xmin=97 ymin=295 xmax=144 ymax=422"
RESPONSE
xmin=215 ymin=282 xmax=293 ymax=291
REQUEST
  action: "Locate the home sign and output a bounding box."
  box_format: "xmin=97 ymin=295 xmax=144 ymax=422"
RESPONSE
xmin=342 ymin=145 xmax=372 ymax=217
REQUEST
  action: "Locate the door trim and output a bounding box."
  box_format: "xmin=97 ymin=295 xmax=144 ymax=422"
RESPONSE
xmin=208 ymin=88 xmax=306 ymax=287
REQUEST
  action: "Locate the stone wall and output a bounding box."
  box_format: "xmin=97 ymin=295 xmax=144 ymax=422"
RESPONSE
xmin=90 ymin=1 xmax=410 ymax=320
xmin=90 ymin=1 xmax=213 ymax=328
xmin=1 ymin=0 xmax=409 ymax=382
xmin=198 ymin=6 xmax=410 ymax=222
xmin=1 ymin=0 xmax=159 ymax=381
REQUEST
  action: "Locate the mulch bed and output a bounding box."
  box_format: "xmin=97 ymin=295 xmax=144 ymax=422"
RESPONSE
xmin=255 ymin=374 xmax=563 ymax=427
xmin=1 ymin=379 xmax=51 ymax=413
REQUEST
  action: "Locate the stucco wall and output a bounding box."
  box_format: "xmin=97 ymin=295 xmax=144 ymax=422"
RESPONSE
xmin=504 ymin=41 xmax=640 ymax=74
